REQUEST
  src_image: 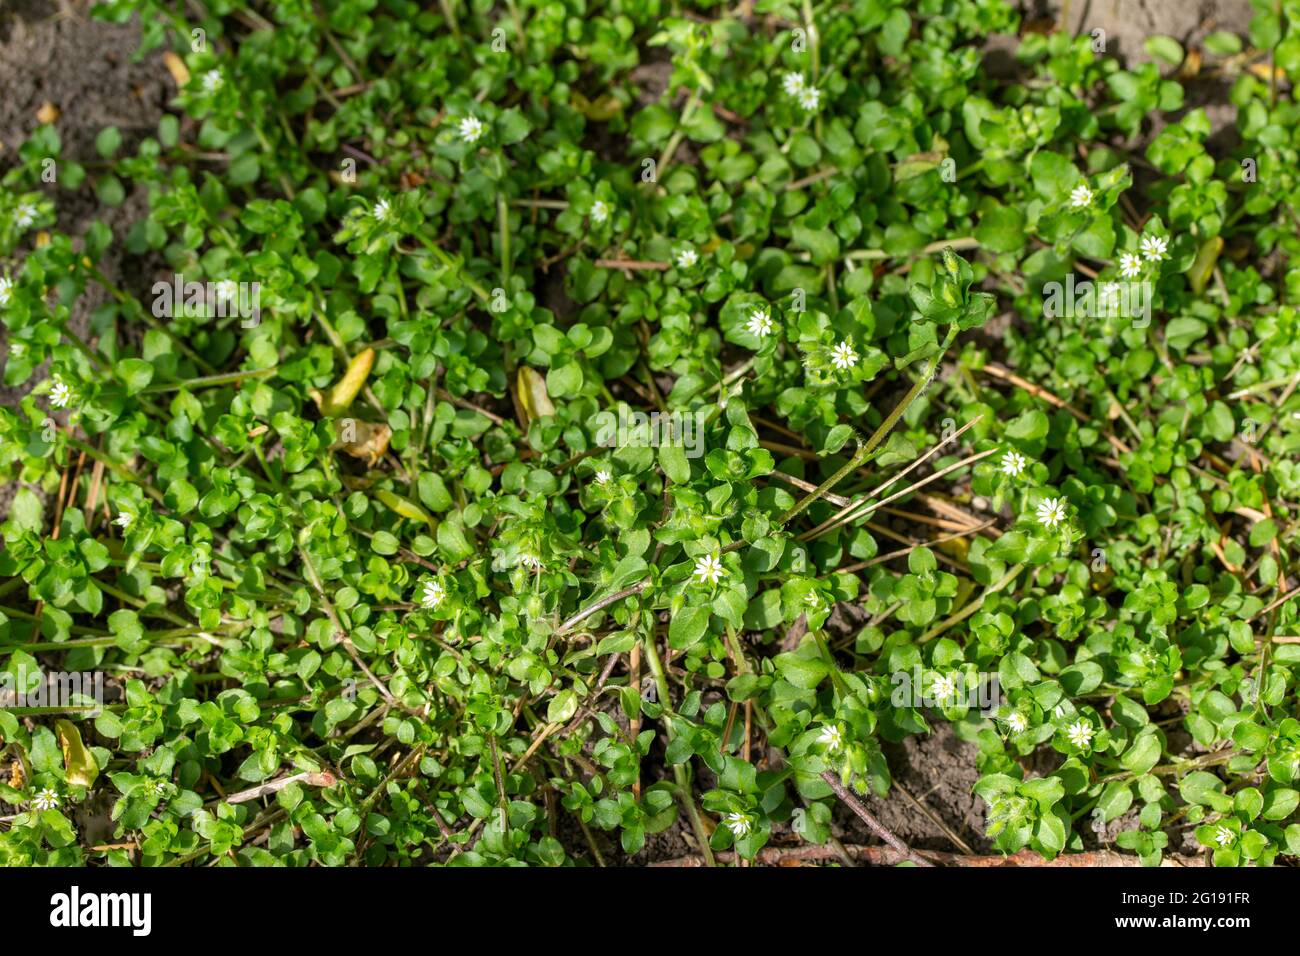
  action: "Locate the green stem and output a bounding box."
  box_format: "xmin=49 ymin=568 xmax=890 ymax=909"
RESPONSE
xmin=641 ymin=631 xmax=717 ymax=867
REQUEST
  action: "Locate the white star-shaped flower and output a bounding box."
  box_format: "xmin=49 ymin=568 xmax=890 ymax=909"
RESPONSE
xmin=154 ymin=780 xmax=168 ymax=794
xmin=1140 ymin=235 xmax=1168 ymax=262
xmin=0 ymin=277 xmax=13 ymax=307
xmin=1069 ymin=184 xmax=1093 ymax=208
xmin=519 ymin=552 xmax=544 ymax=570
xmin=114 ymin=511 xmax=133 ymax=530
xmin=1036 ymin=497 xmax=1067 ymax=528
xmin=201 ymin=70 xmax=222 ymax=93
xmin=421 ymin=579 xmax=446 ymax=609
xmin=214 ymin=279 xmax=239 ymax=303
xmin=1214 ymin=825 xmax=1234 ymax=847
xmin=32 ymin=788 xmax=60 ymax=811
xmin=14 ymin=203 xmax=38 ymax=229
xmin=816 ymin=723 xmax=843 ymax=752
xmin=782 ymin=72 xmax=805 ymax=96
xmin=1000 ymin=450 xmax=1027 ymax=477
xmin=9 ymin=342 xmax=24 ymax=357
xmin=830 ymin=340 xmax=857 ymax=371
xmin=372 ymin=198 xmax=392 ymax=222
xmin=594 ymin=469 xmax=612 ymax=484
xmin=459 ymin=115 xmax=485 ymax=144
xmin=1119 ymin=252 xmax=1142 ymax=278
xmin=49 ymin=378 xmax=73 ymax=409
xmin=693 ymin=553 xmax=725 ymax=585
xmin=589 ymin=199 xmax=610 ymax=225
xmin=675 ymin=247 xmax=697 ymax=269
xmin=1006 ymin=712 xmax=1029 ymax=734
xmin=930 ymin=674 xmax=958 ymax=702
xmin=746 ymin=308 xmax=774 ymax=338
xmin=1065 ymin=720 xmax=1094 ymax=749
xmin=797 ymin=86 xmax=821 ymax=111
xmin=723 ymin=811 xmax=752 ymax=838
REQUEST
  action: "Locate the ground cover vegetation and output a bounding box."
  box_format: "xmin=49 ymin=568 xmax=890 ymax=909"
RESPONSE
xmin=3 ymin=0 xmax=1300 ymax=867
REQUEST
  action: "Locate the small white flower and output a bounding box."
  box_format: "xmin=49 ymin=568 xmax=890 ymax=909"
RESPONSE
xmin=114 ymin=511 xmax=133 ymax=530
xmin=0 ymin=277 xmax=13 ymax=307
xmin=590 ymin=199 xmax=610 ymax=225
xmin=1214 ymin=825 xmax=1234 ymax=847
xmin=372 ymin=198 xmax=392 ymax=222
xmin=594 ymin=469 xmax=612 ymax=484
xmin=201 ymin=70 xmax=222 ymax=93
xmin=49 ymin=378 xmax=73 ymax=409
xmin=519 ymin=552 xmax=544 ymax=570
xmin=816 ymin=724 xmax=843 ymax=752
xmin=14 ymin=203 xmax=38 ymax=229
xmin=1066 ymin=720 xmax=1094 ymax=749
xmin=797 ymin=85 xmax=821 ymax=111
xmin=1036 ymin=497 xmax=1067 ymax=528
xmin=1069 ymin=184 xmax=1093 ymax=208
xmin=1099 ymin=281 xmax=1122 ymax=310
xmin=723 ymin=811 xmax=752 ymax=838
xmin=675 ymin=247 xmax=697 ymax=269
xmin=1006 ymin=712 xmax=1029 ymax=734
xmin=804 ymin=591 xmax=819 ymax=607
xmin=214 ymin=279 xmax=239 ymax=303
xmin=782 ymin=72 xmax=805 ymax=96
xmin=746 ymin=308 xmax=774 ymax=338
xmin=1000 ymin=450 xmax=1027 ymax=477
xmin=9 ymin=342 xmax=24 ymax=357
xmin=459 ymin=115 xmax=486 ymax=144
xmin=830 ymin=340 xmax=857 ymax=371
xmin=930 ymin=674 xmax=958 ymax=702
xmin=694 ymin=553 xmax=725 ymax=585
xmin=31 ymin=788 xmax=60 ymax=811
xmin=421 ymin=579 xmax=446 ymax=609
xmin=1140 ymin=234 xmax=1168 ymax=262
xmin=1119 ymin=252 xmax=1142 ymax=279
xmin=154 ymin=780 xmax=168 ymax=795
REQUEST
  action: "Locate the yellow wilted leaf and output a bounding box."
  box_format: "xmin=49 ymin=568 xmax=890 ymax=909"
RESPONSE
xmin=331 ymin=419 xmax=392 ymax=466
xmin=310 ymin=347 xmax=375 ymax=417
xmin=375 ymin=488 xmax=435 ymax=527
xmin=571 ymin=91 xmax=623 ymax=121
xmin=936 ymin=535 xmax=970 ymax=564
xmin=1247 ymin=63 xmax=1287 ymax=84
xmin=516 ymin=366 xmax=555 ymax=426
xmin=163 ymin=51 xmax=191 ymax=87
xmin=55 ymin=719 xmax=99 ymax=788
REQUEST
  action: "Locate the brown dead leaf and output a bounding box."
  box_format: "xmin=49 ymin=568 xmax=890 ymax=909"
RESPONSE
xmin=330 ymin=419 xmax=391 ymax=466
xmin=36 ymin=102 xmax=60 ymax=124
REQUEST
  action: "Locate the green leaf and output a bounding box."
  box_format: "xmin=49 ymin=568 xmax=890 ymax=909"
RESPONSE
xmin=668 ymin=605 xmax=710 ymax=650
xmin=1144 ymin=35 xmax=1185 ymax=66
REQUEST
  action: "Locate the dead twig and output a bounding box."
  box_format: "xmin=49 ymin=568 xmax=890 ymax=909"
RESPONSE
xmin=820 ymin=771 xmax=933 ymax=867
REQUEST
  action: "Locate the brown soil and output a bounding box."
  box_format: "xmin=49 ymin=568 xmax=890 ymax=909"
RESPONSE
xmin=0 ymin=2 xmax=170 ymax=516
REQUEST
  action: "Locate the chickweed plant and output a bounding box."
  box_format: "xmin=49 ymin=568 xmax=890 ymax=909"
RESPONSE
xmin=3 ymin=0 xmax=1300 ymax=869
